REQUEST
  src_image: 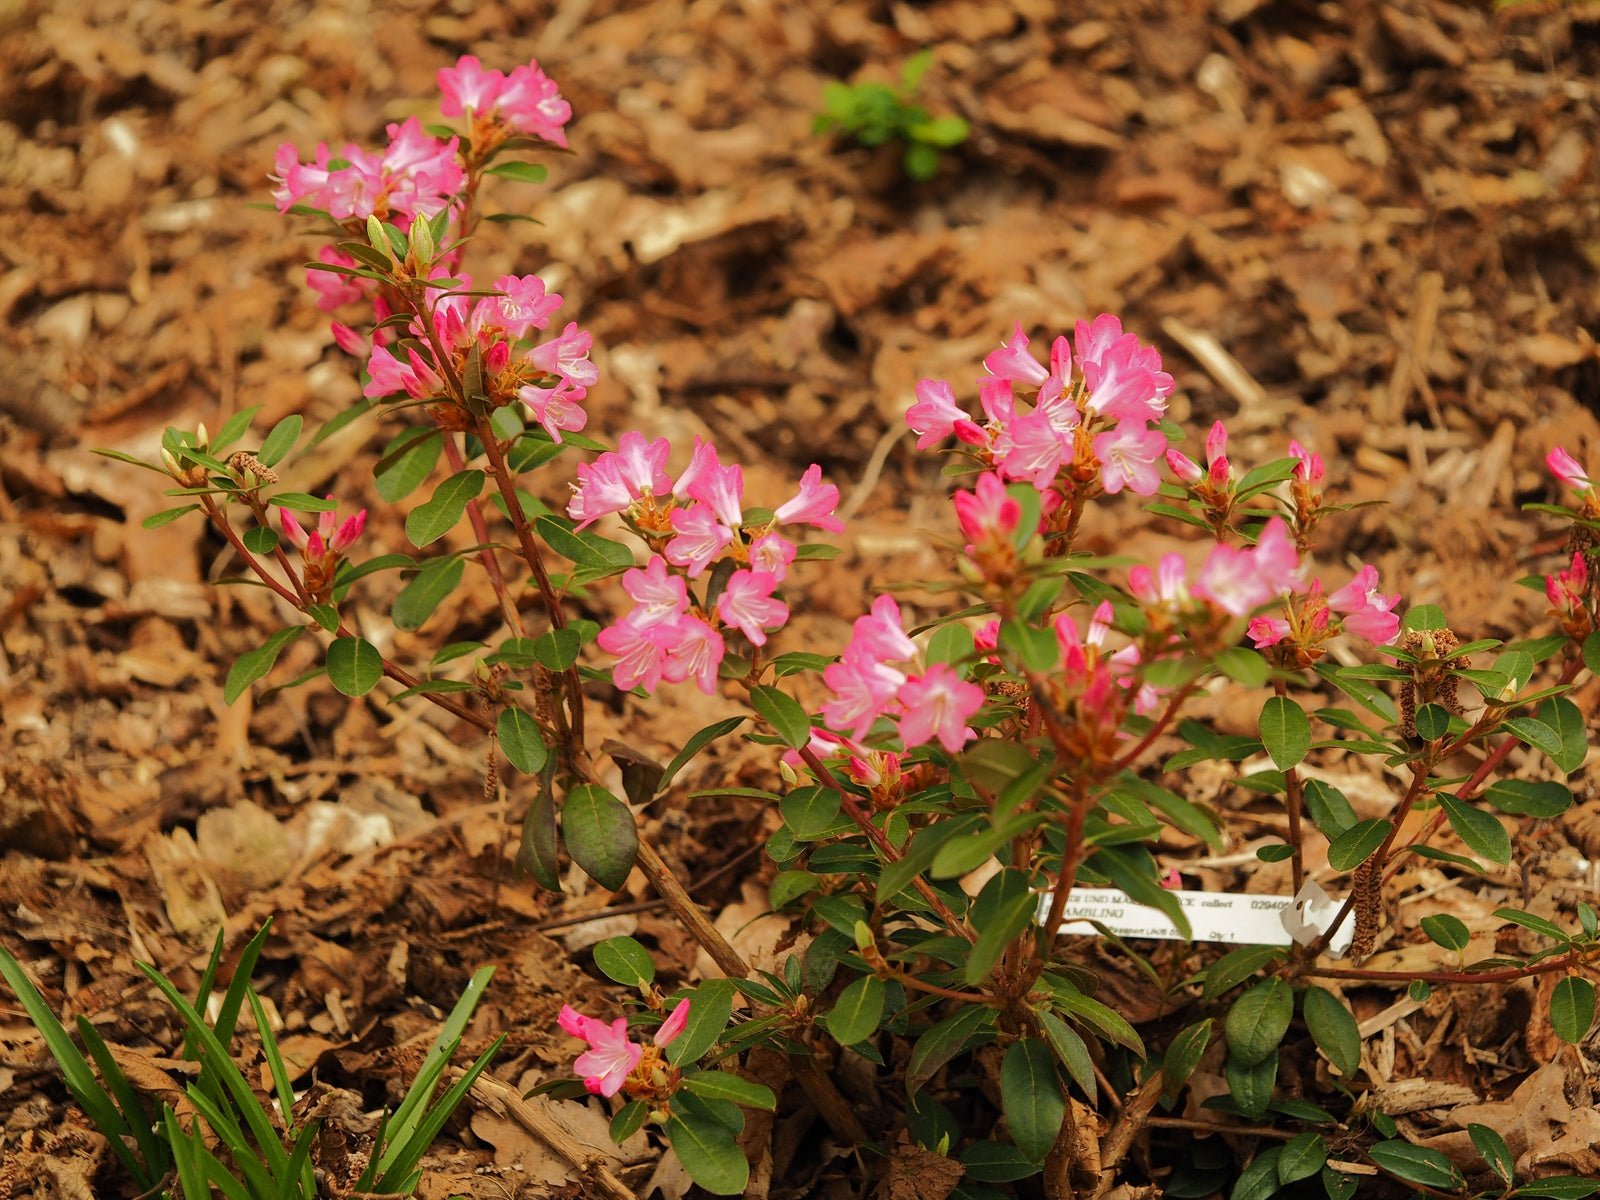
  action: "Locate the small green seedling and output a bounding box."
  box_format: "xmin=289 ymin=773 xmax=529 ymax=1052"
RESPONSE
xmin=814 ymin=50 xmax=969 ymax=181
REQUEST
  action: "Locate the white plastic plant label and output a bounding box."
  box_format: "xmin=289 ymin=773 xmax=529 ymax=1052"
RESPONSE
xmin=1041 ymin=879 xmax=1353 ymax=957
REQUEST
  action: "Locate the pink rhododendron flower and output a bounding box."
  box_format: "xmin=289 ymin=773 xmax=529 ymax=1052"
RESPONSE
xmin=821 ymin=651 xmax=906 ymax=740
xmin=898 ymin=664 xmax=983 ymax=753
xmin=1247 ymin=616 xmax=1292 ymax=648
xmin=1165 ymin=447 xmax=1203 ymax=485
xmin=495 ymin=61 xmax=573 ymax=147
xmin=774 ymin=465 xmax=844 ymax=533
xmin=621 ymin=556 xmax=689 ymax=626
xmin=567 ymin=432 xmax=673 ymax=528
xmin=518 ymin=378 xmax=589 ymax=442
xmin=557 ymin=1008 xmax=641 ymax=1097
xmin=437 ymin=55 xmax=508 ymax=117
xmin=1129 ymin=554 xmax=1192 ymax=609
xmin=686 ymin=459 xmax=745 ymax=529
xmin=1328 ymin=564 xmax=1401 ymax=644
xmin=1288 ymin=439 xmax=1324 ymax=484
xmin=983 ymin=322 xmax=1050 ymax=387
xmin=307 ymin=246 xmax=367 ymax=311
xmin=953 ymin=472 xmax=1021 ymax=550
xmin=748 ymin=531 xmax=797 ymax=579
xmin=490 ymin=274 xmax=563 ymax=339
xmin=1547 ymin=446 xmax=1593 ymax=493
xmin=997 ymin=409 xmax=1070 ymax=488
xmin=1093 ymin=422 xmax=1167 ymax=495
xmin=852 ymin=595 xmax=917 ymax=663
xmin=717 ymin=570 xmax=789 ymax=646
xmin=526 ymin=322 xmax=597 ymax=388
xmin=662 ymin=616 xmax=726 ymax=694
xmin=665 ymin=502 xmax=735 ymax=576
xmin=906 ymin=378 xmax=978 ymax=449
xmin=556 ymin=1000 xmax=689 ymax=1099
xmin=597 ymin=617 xmax=676 ymax=693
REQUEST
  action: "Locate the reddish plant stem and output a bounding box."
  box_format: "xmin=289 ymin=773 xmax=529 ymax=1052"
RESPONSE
xmin=201 ymin=497 xmax=490 ymax=733
xmin=797 ymin=744 xmax=975 ymax=944
xmin=440 ymin=434 xmax=527 ymax=637
xmin=474 ymin=416 xmax=586 ymax=749
xmin=1308 ymin=946 xmax=1593 ymax=985
xmin=1274 ymin=680 xmax=1307 ymax=897
xmin=1109 ymin=678 xmax=1201 ymax=773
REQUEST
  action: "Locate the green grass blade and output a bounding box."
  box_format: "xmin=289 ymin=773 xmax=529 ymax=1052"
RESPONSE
xmin=199 ymin=1143 xmax=259 ymax=1200
xmin=164 ymin=1107 xmax=210 ymax=1200
xmin=213 ymin=921 xmax=275 ymax=1052
xmin=138 ymin=962 xmax=289 ymax=1178
xmin=247 ymin=989 xmax=297 ymax=1134
xmin=183 ymin=1084 xmax=278 ymax=1198
xmin=75 ymin=1016 xmax=168 ymax=1178
xmin=353 ymin=1109 xmax=392 ymax=1191
xmin=278 ymin=1120 xmax=321 ymax=1200
xmin=187 ymin=928 xmax=228 ymax=1060
xmin=0 ymin=949 xmax=148 ymax=1186
xmin=374 ymin=1035 xmax=504 ymax=1191
xmin=374 ymin=964 xmax=494 ymax=1176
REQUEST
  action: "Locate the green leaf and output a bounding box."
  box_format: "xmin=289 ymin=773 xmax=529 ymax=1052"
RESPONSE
xmin=965 ymin=869 xmax=1036 ymax=985
xmin=1225 ymin=979 xmax=1294 ymax=1068
xmin=592 ymin=937 xmax=654 ymax=988
xmin=242 ymin=525 xmax=279 ymax=554
xmin=1162 ymin=1019 xmax=1212 ymax=1097
xmin=406 ymin=470 xmax=485 ymax=548
xmin=1277 ymin=1132 xmax=1327 ymax=1185
xmin=562 ymin=784 xmax=637 ymax=891
xmin=926 ymin=622 xmax=975 ymax=667
xmin=902 ymin=141 xmax=942 ymax=181
xmin=534 ymin=515 xmax=634 ymax=572
xmin=960 ymin=1141 xmax=1042 ymax=1183
xmin=1402 ymin=604 xmax=1447 ymax=632
xmin=909 ymin=114 xmax=969 ymax=147
xmin=1420 ymin=913 xmax=1470 ymax=952
xmin=1517 ymin=1180 xmax=1600 ymax=1199
xmin=667 ymin=979 xmax=736 ymax=1067
xmin=258 ymin=414 xmax=303 ymax=467
xmin=1467 ymin=1122 xmax=1514 ymax=1183
xmin=142 ymin=504 xmax=200 ymax=529
xmin=1367 ymin=1140 xmax=1462 ymax=1190
xmin=1302 ymin=781 xmax=1356 ymax=839
xmin=1494 ymin=907 xmax=1571 ymax=942
xmin=681 ymin=1070 xmax=776 ymax=1111
xmin=1440 ymin=794 xmax=1511 ymax=865
xmin=1001 ymin=1040 xmax=1064 ymax=1162
xmin=485 ymin=160 xmax=550 ymax=184
xmin=1216 ymin=646 xmax=1271 ymax=687
xmin=657 ymin=717 xmax=746 ymax=793
xmin=1225 ymin=1052 xmax=1277 ymax=1120
xmin=1551 ymin=976 xmax=1596 ymax=1044
xmin=610 ymin=1099 xmax=648 ymax=1143
xmin=1228 ymin=1145 xmax=1282 ymax=1200
xmin=1537 ymin=696 xmax=1588 ymax=773
xmin=1000 ymin=617 xmax=1060 ymax=673
xmin=906 ymin=1004 xmax=993 ymax=1095
xmin=392 ymin=556 xmax=465 ymax=631
xmin=1321 ymin=1163 xmax=1358 ymax=1200
xmin=326 ymin=636 xmax=383 ymax=697
xmin=374 ymin=430 xmax=442 ymax=503
xmin=823 ymin=975 xmax=886 ymax=1046
xmin=533 ymin=627 xmax=583 ymax=672
xmin=1202 ymin=946 xmax=1285 ymax=1001
xmin=1049 ymin=983 xmax=1144 ymax=1056
xmin=1500 ymin=715 xmax=1565 ymax=760
xmin=1326 ymin=818 xmax=1389 ymax=871
xmin=208 ymin=405 xmax=264 ymax=454
xmin=223 ymin=627 xmax=304 ymax=704
xmin=779 ymin=785 xmax=842 ymax=841
xmin=749 ymin=685 xmax=811 ymax=749
xmin=517 ymin=791 xmax=560 ymax=890
xmin=265 ymin=489 xmax=334 ymax=512
xmin=1259 ymin=697 xmax=1311 ymax=771
xmin=1414 ymin=703 xmax=1450 ymax=741
xmin=663 ymin=1113 xmax=748 ymax=1196
xmin=1036 ymin=1009 xmax=1096 ymax=1102
xmin=1482 ymin=779 xmax=1573 ymax=817
xmin=497 ymin=707 xmax=548 ymax=774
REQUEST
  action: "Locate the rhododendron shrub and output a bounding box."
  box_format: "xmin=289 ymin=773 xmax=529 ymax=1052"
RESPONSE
xmin=94 ymin=54 xmax=1600 ymax=1200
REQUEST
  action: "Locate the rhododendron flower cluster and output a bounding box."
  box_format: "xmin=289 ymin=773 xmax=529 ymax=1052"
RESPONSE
xmin=363 ymin=270 xmax=593 ymax=440
xmin=271 ymin=117 xmax=465 ymax=227
xmin=906 ymin=315 xmax=1174 ymax=503
xmin=581 ymin=436 xmax=842 ymax=693
xmin=438 ymin=55 xmax=573 ymax=149
xmin=821 ymin=596 xmax=984 ymax=753
xmin=1130 ymin=516 xmax=1302 ymax=622
xmin=1246 ymin=563 xmax=1402 ymax=665
xmin=1051 ymin=600 xmax=1160 ymax=755
xmin=557 ymin=999 xmax=689 ymax=1098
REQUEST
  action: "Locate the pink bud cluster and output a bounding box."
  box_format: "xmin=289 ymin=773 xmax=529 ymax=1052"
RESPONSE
xmin=821 ymin=596 xmax=985 ymax=754
xmin=1051 ymin=601 xmax=1160 ymax=753
xmin=279 ymin=501 xmax=366 ymax=561
xmin=557 ymin=999 xmax=689 ymax=1098
xmin=581 ymin=435 xmax=842 ymax=694
xmin=363 ymin=269 xmax=593 ymax=441
xmin=271 ymin=117 xmax=466 ymax=228
xmin=907 ymin=315 xmax=1174 ymax=499
xmin=1165 ymin=420 xmax=1232 ymax=490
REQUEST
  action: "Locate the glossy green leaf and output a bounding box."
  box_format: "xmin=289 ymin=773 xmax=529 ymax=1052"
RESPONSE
xmin=749 ymin=685 xmax=811 ymax=749
xmin=667 ymin=979 xmax=736 ymax=1067
xmin=965 ymin=869 xmax=1035 ymax=984
xmin=1302 ymin=986 xmax=1360 ymax=1079
xmin=1225 ymin=979 xmax=1293 ymax=1067
xmin=391 ymin=556 xmax=465 ymax=631
xmin=223 ymin=627 xmax=304 ymax=704
xmin=1467 ymin=1122 xmax=1514 ymax=1183
xmin=326 ymin=635 xmax=382 ymax=697
xmin=1225 ymin=1052 xmax=1276 ymax=1120
xmin=1162 ymin=1019 xmax=1211 ymax=1097
xmin=1259 ymin=697 xmax=1311 ymax=771
xmin=1420 ymin=913 xmax=1470 ymax=952
xmin=406 ymin=470 xmax=484 ymax=548
xmin=258 ymin=414 xmax=303 ymax=467
xmin=374 ymin=429 xmax=442 ymax=503
xmin=497 ymin=706 xmax=548 ymax=774
xmin=681 ymin=1070 xmax=776 ymax=1111
xmin=1001 ymin=1040 xmax=1064 ymax=1162
xmin=592 ymin=937 xmax=654 ymax=987
xmin=906 ymin=1004 xmax=992 ymax=1095
xmin=1367 ymin=1140 xmax=1462 ymax=1190
xmin=1277 ymin=1132 xmax=1326 ymax=1185
xmin=563 ymin=784 xmax=636 ymax=891
xmin=664 ymin=1113 xmax=748 ymax=1196
xmin=1551 ymin=976 xmax=1596 ymax=1044
xmin=1326 ymin=818 xmax=1389 ymax=871
xmin=823 ymin=975 xmax=886 ymax=1046
xmin=1440 ymin=793 xmax=1511 ymax=865
xmin=517 ymin=790 xmax=560 ymax=890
